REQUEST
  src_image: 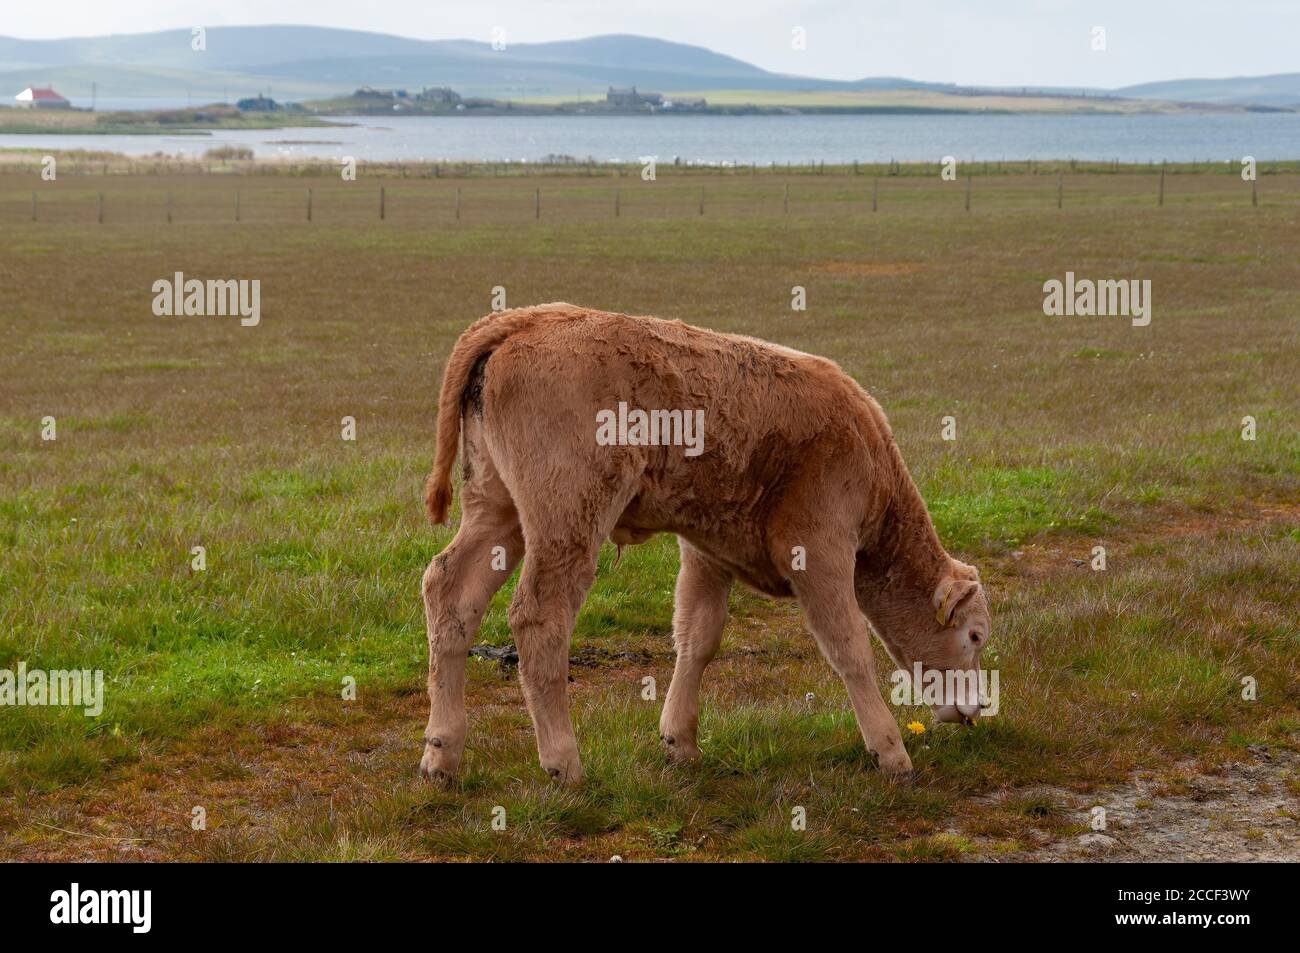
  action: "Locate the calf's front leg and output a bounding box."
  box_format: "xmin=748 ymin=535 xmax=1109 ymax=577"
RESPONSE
xmin=793 ymin=565 xmax=912 ymax=778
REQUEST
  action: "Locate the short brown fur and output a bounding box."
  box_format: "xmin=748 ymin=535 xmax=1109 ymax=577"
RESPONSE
xmin=420 ymin=304 xmax=991 ymax=784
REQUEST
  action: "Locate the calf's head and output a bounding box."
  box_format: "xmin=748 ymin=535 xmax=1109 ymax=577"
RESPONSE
xmin=865 ymin=558 xmax=992 ymax=726
xmin=924 ymin=562 xmax=991 ymax=724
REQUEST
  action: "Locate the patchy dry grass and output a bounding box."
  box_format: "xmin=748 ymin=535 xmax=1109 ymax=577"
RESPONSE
xmin=0 ymin=166 xmax=1296 ymax=860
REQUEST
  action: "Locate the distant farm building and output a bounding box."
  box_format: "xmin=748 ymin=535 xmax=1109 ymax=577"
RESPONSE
xmin=237 ymin=94 xmax=279 ymax=111
xmin=354 ymin=87 xmax=412 ymax=100
xmin=14 ymin=86 xmax=70 ymax=109
xmin=416 ymin=87 xmax=462 ymax=104
xmin=606 ymin=86 xmax=663 ymax=108
xmin=664 ymin=97 xmax=707 ymax=111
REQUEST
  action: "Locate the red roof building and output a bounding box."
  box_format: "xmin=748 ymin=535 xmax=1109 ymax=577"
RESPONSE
xmin=14 ymin=87 xmax=71 ymax=109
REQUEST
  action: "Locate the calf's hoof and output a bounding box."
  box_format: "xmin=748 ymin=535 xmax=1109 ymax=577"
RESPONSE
xmin=542 ymin=753 xmax=584 ymax=786
xmin=660 ymin=731 xmax=701 ymax=763
xmin=419 ymin=738 xmax=459 ymax=786
xmin=419 ymin=762 xmax=456 ymax=787
xmin=544 ymin=764 xmax=584 ymax=786
xmin=876 ymin=748 xmax=914 ymax=780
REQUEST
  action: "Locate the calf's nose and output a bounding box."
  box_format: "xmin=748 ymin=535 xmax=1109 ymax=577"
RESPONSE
xmin=932 ymin=704 xmax=965 ymax=724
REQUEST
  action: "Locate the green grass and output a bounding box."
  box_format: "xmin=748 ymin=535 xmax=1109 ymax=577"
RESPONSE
xmin=0 ymin=166 xmax=1297 ymax=859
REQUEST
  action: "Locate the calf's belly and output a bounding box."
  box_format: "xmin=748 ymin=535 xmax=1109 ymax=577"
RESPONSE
xmin=611 ymin=494 xmax=794 ymax=599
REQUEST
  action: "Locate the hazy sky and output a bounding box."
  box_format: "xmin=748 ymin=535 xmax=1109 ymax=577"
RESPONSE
xmin=5 ymin=1 xmax=1298 ymax=88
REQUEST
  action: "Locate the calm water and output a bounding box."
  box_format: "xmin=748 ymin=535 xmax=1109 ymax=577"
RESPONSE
xmin=4 ymin=112 xmax=1300 ymax=163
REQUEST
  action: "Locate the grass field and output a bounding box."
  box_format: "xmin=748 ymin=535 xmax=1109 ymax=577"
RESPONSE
xmin=0 ymin=161 xmax=1297 ymax=861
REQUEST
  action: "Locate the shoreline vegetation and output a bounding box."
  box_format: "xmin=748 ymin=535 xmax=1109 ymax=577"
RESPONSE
xmin=0 ymin=104 xmax=338 ymax=135
xmin=0 ymin=87 xmax=1289 ymax=136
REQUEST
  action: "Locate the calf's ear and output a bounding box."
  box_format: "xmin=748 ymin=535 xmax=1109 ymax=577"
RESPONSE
xmin=933 ymin=576 xmax=980 ymax=626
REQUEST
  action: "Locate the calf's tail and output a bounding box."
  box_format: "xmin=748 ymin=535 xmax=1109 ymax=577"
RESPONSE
xmin=423 ymin=307 xmax=553 ymax=524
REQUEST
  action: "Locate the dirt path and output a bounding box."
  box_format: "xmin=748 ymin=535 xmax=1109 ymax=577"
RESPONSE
xmin=968 ymin=747 xmax=1299 ymax=862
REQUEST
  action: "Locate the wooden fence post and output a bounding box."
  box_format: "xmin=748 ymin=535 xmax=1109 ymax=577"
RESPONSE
xmin=307 ymin=188 xmax=313 ymax=221
xmin=380 ymin=186 xmax=386 ymax=220
xmin=1057 ymin=172 xmax=1063 ymax=209
xmin=965 ymin=176 xmax=971 ymax=211
xmin=97 ymin=192 xmax=103 ymax=224
xmin=534 ymin=188 xmax=540 ymax=219
xmin=872 ymin=178 xmax=878 ymax=212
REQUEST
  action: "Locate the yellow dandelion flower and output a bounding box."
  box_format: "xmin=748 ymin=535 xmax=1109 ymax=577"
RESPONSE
xmin=906 ymin=720 xmax=926 ymax=735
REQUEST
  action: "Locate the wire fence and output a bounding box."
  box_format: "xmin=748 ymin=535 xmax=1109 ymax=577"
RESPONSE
xmin=0 ymin=168 xmax=1290 ymax=227
xmin=3 ymin=154 xmax=1298 ymax=179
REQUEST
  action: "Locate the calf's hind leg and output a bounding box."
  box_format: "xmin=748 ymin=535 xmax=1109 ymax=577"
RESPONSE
xmin=660 ymin=539 xmax=732 ymax=761
xmin=507 ymin=471 xmax=642 ymax=785
xmin=420 ymin=429 xmax=523 ymax=784
xmin=506 ymin=541 xmax=597 ymax=785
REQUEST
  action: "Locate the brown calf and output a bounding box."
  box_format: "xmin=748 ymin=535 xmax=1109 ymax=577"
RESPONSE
xmin=420 ymin=304 xmax=991 ymax=784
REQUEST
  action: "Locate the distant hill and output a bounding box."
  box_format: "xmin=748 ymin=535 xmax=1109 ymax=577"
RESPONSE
xmin=0 ymin=26 xmax=947 ymax=104
xmin=1117 ymin=73 xmax=1300 ymax=108
xmin=0 ymin=26 xmax=1294 ymax=109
